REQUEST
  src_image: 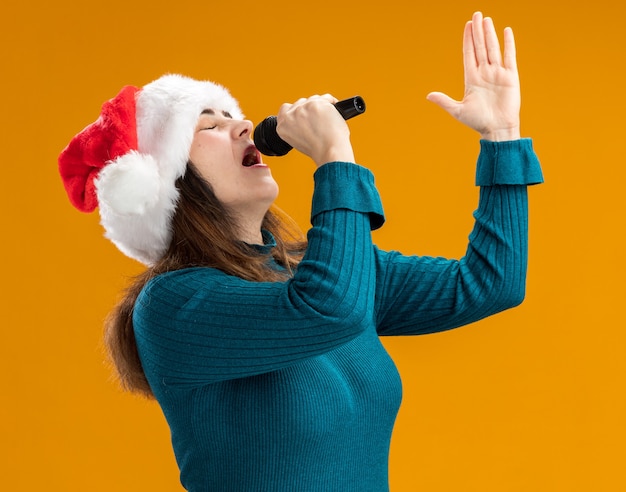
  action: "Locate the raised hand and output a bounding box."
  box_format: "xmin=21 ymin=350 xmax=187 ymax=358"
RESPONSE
xmin=427 ymin=11 xmax=521 ymax=141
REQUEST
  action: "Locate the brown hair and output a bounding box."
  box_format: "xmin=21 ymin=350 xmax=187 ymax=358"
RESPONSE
xmin=104 ymin=164 xmax=306 ymax=398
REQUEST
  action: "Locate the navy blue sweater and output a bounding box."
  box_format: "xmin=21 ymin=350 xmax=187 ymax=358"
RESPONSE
xmin=133 ymin=139 xmax=543 ymax=491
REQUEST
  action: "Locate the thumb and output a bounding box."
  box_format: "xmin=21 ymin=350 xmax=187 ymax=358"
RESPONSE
xmin=426 ymin=91 xmax=461 ymax=116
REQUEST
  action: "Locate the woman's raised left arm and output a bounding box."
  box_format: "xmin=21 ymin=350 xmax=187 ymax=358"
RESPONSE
xmin=376 ymin=12 xmax=543 ymax=336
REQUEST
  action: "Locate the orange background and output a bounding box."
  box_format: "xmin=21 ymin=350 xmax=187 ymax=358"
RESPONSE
xmin=2 ymin=1 xmax=624 ymax=490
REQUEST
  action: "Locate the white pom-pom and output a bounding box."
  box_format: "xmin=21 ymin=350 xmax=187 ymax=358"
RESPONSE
xmin=95 ymin=151 xmax=179 ymax=265
xmin=95 ymin=151 xmax=161 ymax=215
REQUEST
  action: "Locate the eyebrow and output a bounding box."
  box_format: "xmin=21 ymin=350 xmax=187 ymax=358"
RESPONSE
xmin=200 ymin=109 xmax=233 ymax=118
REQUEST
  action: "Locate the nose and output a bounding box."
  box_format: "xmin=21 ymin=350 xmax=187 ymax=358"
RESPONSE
xmin=233 ymin=119 xmax=253 ymax=139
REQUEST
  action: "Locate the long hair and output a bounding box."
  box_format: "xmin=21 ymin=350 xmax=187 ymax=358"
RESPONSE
xmin=104 ymin=164 xmax=306 ymax=398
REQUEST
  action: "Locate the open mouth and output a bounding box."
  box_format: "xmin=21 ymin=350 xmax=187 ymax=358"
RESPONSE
xmin=242 ymin=146 xmax=262 ymax=167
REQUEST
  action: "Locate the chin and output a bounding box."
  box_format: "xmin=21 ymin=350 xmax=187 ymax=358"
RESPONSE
xmin=263 ymin=180 xmax=280 ymax=202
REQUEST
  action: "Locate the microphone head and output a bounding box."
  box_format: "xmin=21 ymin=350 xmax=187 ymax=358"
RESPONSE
xmin=253 ymin=116 xmax=293 ymax=156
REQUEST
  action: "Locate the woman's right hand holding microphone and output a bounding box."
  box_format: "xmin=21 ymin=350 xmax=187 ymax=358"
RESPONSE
xmin=275 ymin=94 xmax=356 ymax=168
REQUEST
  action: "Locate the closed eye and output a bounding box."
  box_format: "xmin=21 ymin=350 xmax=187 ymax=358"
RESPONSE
xmin=197 ymin=108 xmax=232 ymax=131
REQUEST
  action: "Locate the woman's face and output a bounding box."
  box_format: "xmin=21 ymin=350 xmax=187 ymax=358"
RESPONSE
xmin=189 ymin=109 xmax=279 ymax=222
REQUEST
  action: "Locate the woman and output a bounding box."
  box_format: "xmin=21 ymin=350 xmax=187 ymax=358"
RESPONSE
xmin=59 ymin=12 xmax=542 ymax=492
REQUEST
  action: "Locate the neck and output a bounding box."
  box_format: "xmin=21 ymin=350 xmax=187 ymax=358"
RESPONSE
xmin=239 ymin=228 xmax=264 ymax=245
xmin=234 ymin=211 xmax=266 ymax=245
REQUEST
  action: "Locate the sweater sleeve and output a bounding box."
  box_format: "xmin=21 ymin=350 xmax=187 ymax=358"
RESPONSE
xmin=375 ymin=139 xmax=543 ymax=336
xmin=133 ymin=162 xmax=383 ymax=387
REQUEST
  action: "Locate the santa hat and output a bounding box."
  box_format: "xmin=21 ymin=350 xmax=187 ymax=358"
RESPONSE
xmin=58 ymin=74 xmax=244 ymax=265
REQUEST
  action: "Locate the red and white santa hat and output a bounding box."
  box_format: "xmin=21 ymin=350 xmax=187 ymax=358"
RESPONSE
xmin=58 ymin=74 xmax=244 ymax=265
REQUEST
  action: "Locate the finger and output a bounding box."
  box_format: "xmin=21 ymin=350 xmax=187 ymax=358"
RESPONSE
xmin=305 ymin=95 xmax=337 ymax=114
xmin=471 ymin=11 xmax=487 ymax=64
xmin=320 ymin=93 xmax=339 ymax=104
xmin=462 ymin=20 xmax=477 ymax=71
xmin=278 ymin=102 xmax=293 ymax=117
xmin=483 ymin=17 xmax=502 ymax=65
xmin=503 ymin=26 xmax=517 ymax=71
xmin=287 ymin=97 xmax=308 ymax=114
xmin=426 ymin=92 xmax=461 ymax=117
xmin=296 ymin=97 xmax=308 ymax=104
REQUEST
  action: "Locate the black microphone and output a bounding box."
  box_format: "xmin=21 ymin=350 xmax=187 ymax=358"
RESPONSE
xmin=253 ymin=96 xmax=366 ymax=157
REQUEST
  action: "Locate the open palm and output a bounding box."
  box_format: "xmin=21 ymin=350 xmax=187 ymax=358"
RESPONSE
xmin=427 ymin=12 xmax=521 ymax=141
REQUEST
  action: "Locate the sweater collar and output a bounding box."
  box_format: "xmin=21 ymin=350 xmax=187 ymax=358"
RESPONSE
xmin=247 ymin=229 xmax=277 ymax=254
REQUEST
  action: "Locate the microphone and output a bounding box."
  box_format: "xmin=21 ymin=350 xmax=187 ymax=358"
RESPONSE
xmin=253 ymin=96 xmax=366 ymax=156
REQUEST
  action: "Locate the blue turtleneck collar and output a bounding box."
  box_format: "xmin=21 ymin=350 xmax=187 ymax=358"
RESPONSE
xmin=248 ymin=229 xmax=277 ymax=254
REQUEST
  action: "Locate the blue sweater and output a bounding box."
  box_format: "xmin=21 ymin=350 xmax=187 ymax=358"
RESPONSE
xmin=133 ymin=139 xmax=543 ymax=491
